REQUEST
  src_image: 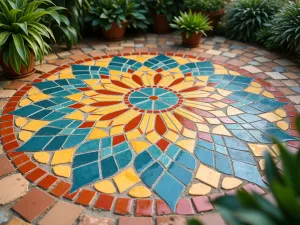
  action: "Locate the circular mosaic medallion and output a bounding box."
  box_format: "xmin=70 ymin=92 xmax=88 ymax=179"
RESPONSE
xmin=2 ymin=53 xmax=297 ymax=214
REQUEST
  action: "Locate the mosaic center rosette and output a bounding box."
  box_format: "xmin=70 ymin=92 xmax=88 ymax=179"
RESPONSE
xmin=9 ymin=54 xmax=297 ymax=212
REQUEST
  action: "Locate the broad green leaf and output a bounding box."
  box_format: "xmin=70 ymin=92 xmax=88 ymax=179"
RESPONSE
xmin=0 ymin=31 xmax=11 ymax=46
xmin=12 ymin=22 xmax=28 ymax=34
xmin=12 ymin=34 xmax=27 ymax=62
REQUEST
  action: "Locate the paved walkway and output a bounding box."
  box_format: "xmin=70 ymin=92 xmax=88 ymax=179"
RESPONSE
xmin=0 ymin=34 xmax=299 ymax=225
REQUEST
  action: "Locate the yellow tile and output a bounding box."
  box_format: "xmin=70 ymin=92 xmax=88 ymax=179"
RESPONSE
xmin=244 ymin=86 xmax=262 ymax=94
xmin=259 ymin=159 xmax=265 ymax=170
xmin=251 ymin=82 xmax=261 ymax=87
xmin=65 ymin=110 xmax=84 ymax=120
xmin=130 ymin=140 xmax=150 ymax=154
xmin=113 ymin=168 xmax=141 ymax=193
xmin=196 ymin=124 xmax=210 ymax=133
xmin=53 ymin=165 xmax=71 ymax=178
xmin=195 ymin=76 xmax=209 ymax=82
xmin=80 ymin=106 xmax=97 ymax=113
xmin=96 ymin=121 xmax=111 ymax=128
xmin=28 ymin=87 xmax=40 ymax=95
xmin=19 ymin=131 xmax=33 ymax=142
xmin=263 ymin=91 xmax=274 ymax=98
xmin=212 ymin=102 xmax=228 ymax=108
xmin=259 ymin=112 xmax=282 ymax=122
xmin=67 ymin=92 xmax=83 ymax=101
xmin=15 ymin=117 xmax=27 ymax=127
xmin=248 ymin=144 xmax=275 ymax=157
xmin=210 ymin=94 xmax=223 ymax=100
xmin=221 ymin=177 xmax=243 ymax=190
xmin=126 ymin=129 xmax=142 ymax=141
xmin=28 ymin=93 xmax=50 ymax=102
xmin=277 ymin=121 xmax=288 ymax=130
xmin=33 ymin=152 xmax=50 ymax=164
xmin=275 ymin=109 xmax=286 ymax=117
xmin=203 ymin=87 xmax=215 ymax=92
xmin=110 ymin=125 xmax=124 ymax=136
xmin=210 ymin=110 xmax=227 ymax=117
xmin=172 ymin=57 xmax=190 ymax=64
xmin=214 ymin=69 xmax=228 ymax=74
xmin=146 ymin=131 xmax=161 ymax=143
xmin=80 ymin=98 xmax=96 ymax=105
xmin=23 ymin=120 xmax=49 ymax=132
xmin=212 ymin=125 xmax=232 ymax=136
xmin=164 ymin=130 xmax=179 ymax=142
xmin=227 ymin=106 xmax=243 ymax=116
xmin=176 ymin=139 xmax=196 ymax=153
xmin=195 ymin=165 xmax=221 ymax=188
xmin=88 ymin=128 xmax=108 ymax=140
xmin=271 ymin=144 xmax=280 ymax=156
xmin=94 ymin=180 xmax=116 ymax=194
xmin=188 ymin=182 xmax=211 ymax=195
xmin=205 ymin=118 xmax=221 ymax=125
xmin=60 ymin=73 xmax=74 ymax=79
xmin=95 ymin=61 xmax=109 ymax=67
xmin=182 ymin=128 xmax=197 ymax=139
xmin=83 ymin=61 xmax=94 ymax=66
xmin=229 ymin=70 xmax=239 ymax=75
xmin=51 ymin=148 xmax=75 ymax=165
xmin=86 ymin=115 xmax=102 ymax=121
xmin=19 ymin=98 xmax=32 ymax=107
xmin=84 ymin=90 xmax=99 ymax=97
xmin=47 ymin=75 xmax=58 ymax=80
xmin=129 ymin=186 xmax=152 ymax=198
xmin=217 ymin=89 xmax=232 ymax=97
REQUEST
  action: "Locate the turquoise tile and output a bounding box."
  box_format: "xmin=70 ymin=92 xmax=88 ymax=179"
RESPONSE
xmin=136 ymin=100 xmax=152 ymax=110
xmin=44 ymin=135 xmax=68 ymax=151
xmin=216 ymin=145 xmax=227 ymax=155
xmin=212 ymin=135 xmax=224 ymax=146
xmin=101 ymin=157 xmax=118 ymax=178
xmin=231 ymin=130 xmax=258 ymax=142
xmin=160 ymin=98 xmax=178 ymax=105
xmin=224 ymin=137 xmax=248 ymax=151
xmin=73 ymin=129 xmax=91 ymax=135
xmin=141 ymin=162 xmax=163 ymax=187
xmin=134 ymin=151 xmax=154 ymax=172
xmin=248 ymin=130 xmax=272 ymax=143
xmin=140 ymin=88 xmax=153 ymax=96
xmin=16 ymin=136 xmax=52 ymax=152
xmin=30 ymin=110 xmax=52 ymax=120
xmin=228 ymin=149 xmax=256 ymax=165
xmin=166 ymin=145 xmax=180 ymax=159
xmin=265 ymin=128 xmax=297 ymax=142
xmin=63 ymin=135 xmax=87 ymax=148
xmin=175 ymin=150 xmax=196 ymax=170
xmin=195 ymin=146 xmax=214 ymax=167
xmin=102 ymin=137 xmax=112 ymax=148
xmin=101 ymin=147 xmax=112 ymax=158
xmin=11 ymin=105 xmax=42 ymax=117
xmin=215 ymin=153 xmax=232 ymax=175
xmin=155 ymin=88 xmax=168 ymax=96
xmin=49 ymin=120 xmax=73 ymax=128
xmin=159 ymin=154 xmax=172 ymax=167
xmin=148 ymin=145 xmax=162 ymax=159
xmin=154 ymin=100 xmax=170 ymax=110
xmin=168 ymin=163 xmax=193 ymax=185
xmin=197 ymin=140 xmax=214 ymax=150
xmin=130 ymin=91 xmax=149 ymax=98
xmin=129 ymin=97 xmax=148 ymax=104
xmin=77 ymin=140 xmax=100 ymax=154
xmin=113 ymin=142 xmax=129 ymax=153
xmin=36 ymin=127 xmax=62 ymax=136
xmin=34 ymin=100 xmax=56 ymax=108
xmin=73 ymin=151 xmax=98 ymax=168
xmin=116 ymin=150 xmax=132 ymax=169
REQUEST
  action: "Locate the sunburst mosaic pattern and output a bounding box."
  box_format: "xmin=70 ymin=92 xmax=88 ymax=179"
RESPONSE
xmin=9 ymin=54 xmax=297 ymax=212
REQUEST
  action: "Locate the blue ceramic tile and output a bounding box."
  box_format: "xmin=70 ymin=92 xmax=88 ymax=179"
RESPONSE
xmin=160 ymin=98 xmax=178 ymax=105
xmin=68 ymin=121 xmax=82 ymax=128
xmin=237 ymin=105 xmax=262 ymax=114
xmin=43 ymin=112 xmax=67 ymax=121
xmin=101 ymin=147 xmax=112 ymax=158
xmin=224 ymin=137 xmax=248 ymax=151
xmin=140 ymin=88 xmax=153 ymax=96
xmin=102 ymin=137 xmax=112 ymax=148
xmin=248 ymin=130 xmax=272 ymax=144
xmin=155 ymin=88 xmax=168 ymax=96
xmin=154 ymin=100 xmax=170 ymax=110
xmin=175 ymin=150 xmax=196 ymax=170
xmin=233 ymin=76 xmax=252 ymax=84
xmin=216 ymin=145 xmax=227 ymax=155
xmin=129 ymin=97 xmax=147 ymax=104
xmin=36 ymin=127 xmax=62 ymax=136
xmin=73 ymin=129 xmax=91 ymax=135
xmin=34 ymin=81 xmax=57 ymax=90
xmin=265 ymin=128 xmax=297 ymax=142
xmin=136 ymin=100 xmax=152 ymax=110
xmin=60 ymin=128 xmax=74 ymax=135
xmin=130 ymin=91 xmax=149 ymax=98
xmin=238 ymin=114 xmax=261 ymax=123
xmin=71 ymin=162 xmax=100 ymax=192
xmin=195 ymin=146 xmax=214 ymax=167
xmin=35 ymin=100 xmax=56 ymax=108
xmin=148 ymin=145 xmax=162 ymax=159
xmin=116 ymin=150 xmax=132 ymax=169
xmin=159 ymin=154 xmax=172 ymax=168
xmin=197 ymin=140 xmax=214 ymax=150
xmin=43 ymin=87 xmax=64 ymax=94
xmin=113 ymin=142 xmax=129 ymax=153
xmin=11 ymin=105 xmax=42 ymax=117
xmin=159 ymin=92 xmax=177 ymax=98
xmin=212 ymin=135 xmax=224 ymax=146
xmin=166 ymin=145 xmax=180 ymax=159
xmin=30 ymin=110 xmax=52 ymax=120
xmin=215 ymin=153 xmax=232 ymax=175
xmin=63 ymin=135 xmax=87 ymax=148
xmin=77 ymin=140 xmax=100 ymax=154
xmin=154 ymin=173 xmax=184 ymax=212
xmin=231 ymin=130 xmax=258 ymax=142
xmin=16 ymin=136 xmax=52 ymax=152
xmin=228 ymin=149 xmax=256 ymax=165
xmin=168 ymin=163 xmax=193 ymax=185
xmin=73 ymin=152 xmax=98 ymax=168
xmin=141 ymin=162 xmax=163 ymax=187
xmin=101 ymin=157 xmax=118 ymax=179
xmin=291 ymin=87 xmax=300 ymax=94
xmin=233 ymin=160 xmax=266 ymax=188
xmin=44 ymin=135 xmax=68 ymax=151
xmin=134 ymin=151 xmax=154 ymax=172
xmin=49 ymin=120 xmax=73 ymax=128
xmin=225 ymin=124 xmax=244 ymax=129
xmin=251 ymin=120 xmax=275 ymax=130
xmin=241 ymin=124 xmax=254 ymax=129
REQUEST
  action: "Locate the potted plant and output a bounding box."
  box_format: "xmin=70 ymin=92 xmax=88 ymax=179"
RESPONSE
xmin=147 ymin=0 xmax=176 ymax=34
xmin=170 ymin=10 xmax=212 ymax=47
xmin=184 ymin=0 xmax=225 ymax=31
xmin=0 ymin=0 xmax=63 ymax=79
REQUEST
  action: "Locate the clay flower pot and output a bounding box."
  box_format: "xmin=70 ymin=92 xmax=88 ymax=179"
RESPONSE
xmin=102 ymin=21 xmax=127 ymax=41
xmin=0 ymin=51 xmax=35 ymax=79
xmin=152 ymin=14 xmax=170 ymax=34
xmin=192 ymin=8 xmax=225 ymax=31
xmin=181 ymin=32 xmax=202 ymax=48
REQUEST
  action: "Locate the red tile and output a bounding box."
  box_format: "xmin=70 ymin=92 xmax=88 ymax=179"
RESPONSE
xmin=12 ymin=188 xmax=55 ymax=222
xmin=0 ymin=127 xmax=13 ymax=137
xmin=12 ymin=154 xmax=30 ymax=166
xmin=156 ymin=199 xmax=172 ymax=215
xmin=119 ymin=217 xmax=152 ymax=225
xmin=192 ymin=196 xmax=214 ymax=212
xmin=2 ymin=133 xmax=16 ymax=143
xmin=64 ymin=189 xmax=79 ymax=200
xmin=176 ymin=199 xmax=194 ymax=215
xmin=0 ymin=155 xmax=15 ymax=177
xmin=135 ymin=199 xmax=154 ymax=217
xmin=38 ymin=175 xmax=58 ymax=189
xmin=50 ymin=181 xmax=70 ymax=198
xmin=113 ymin=134 xmax=126 ymax=146
xmin=79 ymin=121 xmax=95 ymax=128
xmin=25 ymin=168 xmax=46 ymax=182
xmin=3 ymin=140 xmax=19 ymax=152
xmin=18 ymin=161 xmax=37 ymax=174
xmin=76 ymin=189 xmax=96 ymax=206
xmin=94 ymin=194 xmax=115 ymax=211
xmin=114 ymin=198 xmax=132 ymax=215
xmin=156 ymin=139 xmax=170 ymax=152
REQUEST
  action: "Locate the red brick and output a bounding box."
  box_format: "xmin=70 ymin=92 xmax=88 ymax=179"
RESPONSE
xmin=76 ymin=189 xmax=96 ymax=206
xmin=94 ymin=194 xmax=115 ymax=211
xmin=135 ymin=199 xmax=153 ymax=217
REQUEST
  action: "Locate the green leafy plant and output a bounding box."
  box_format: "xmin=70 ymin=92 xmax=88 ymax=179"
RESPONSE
xmin=146 ymin=0 xmax=177 ymax=21
xmin=170 ymin=10 xmax=212 ymax=38
xmin=0 ymin=0 xmax=63 ymax=73
xmin=125 ymin=0 xmax=150 ymax=30
xmin=184 ymin=0 xmax=225 ymax=12
xmin=212 ymin=116 xmax=300 ymax=225
xmin=225 ymin=0 xmax=280 ymax=42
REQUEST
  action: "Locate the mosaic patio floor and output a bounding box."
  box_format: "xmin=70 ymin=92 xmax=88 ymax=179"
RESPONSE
xmin=0 ymin=35 xmax=299 ymax=225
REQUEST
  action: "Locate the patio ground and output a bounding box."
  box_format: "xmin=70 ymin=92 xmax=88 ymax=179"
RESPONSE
xmin=0 ymin=33 xmax=299 ymax=225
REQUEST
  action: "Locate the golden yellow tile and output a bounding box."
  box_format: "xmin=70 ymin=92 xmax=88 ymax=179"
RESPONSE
xmin=176 ymin=139 xmax=196 ymax=153
xmin=15 ymin=117 xmax=27 ymax=127
xmin=164 ymin=130 xmax=179 ymax=142
xmin=80 ymin=98 xmax=96 ymax=105
xmin=110 ymin=125 xmax=124 ymax=136
xmin=188 ymin=182 xmax=211 ymax=195
xmin=214 ymin=69 xmax=228 ymax=74
xmin=23 ymin=120 xmax=49 ymax=132
xmin=19 ymin=131 xmax=33 ymax=142
xmin=19 ymin=98 xmax=32 ymax=107
xmin=251 ymin=82 xmax=261 ymax=87
xmin=210 ymin=110 xmax=227 ymax=117
xmin=94 ymin=180 xmax=116 ymax=194
xmin=259 ymin=112 xmax=282 ymax=122
xmin=67 ymin=92 xmax=83 ymax=101
xmin=259 ymin=159 xmax=265 ymax=170
xmin=172 ymin=57 xmax=190 ymax=64
xmin=185 ymin=76 xmax=194 ymax=81
xmin=221 ymin=177 xmax=243 ymax=190
xmin=83 ymin=61 xmax=94 ymax=66
xmin=65 ymin=110 xmax=84 ymax=120
xmin=86 ymin=115 xmax=102 ymax=121
xmin=47 ymin=75 xmax=58 ymax=80
xmin=128 ymin=186 xmax=151 ymax=198
xmin=195 ymin=76 xmax=209 ymax=82
xmin=80 ymin=106 xmax=97 ymax=113
xmin=28 ymin=87 xmax=40 ymax=96
xmin=195 ymin=165 xmax=221 ymax=188
xmin=203 ymin=87 xmax=215 ymax=92
xmin=51 ymin=148 xmax=75 ymax=165
xmin=227 ymin=106 xmax=243 ymax=116
xmin=53 ymin=165 xmax=71 ymax=178
xmin=113 ymin=168 xmax=141 ymax=193
xmin=95 ymin=120 xmax=111 ymax=128
xmin=88 ymin=128 xmax=108 ymax=140
xmin=229 ymin=70 xmax=240 ymax=75
xmin=244 ymin=86 xmax=262 ymax=94
xmin=196 ymin=124 xmax=210 ymax=133
xmin=33 ymin=152 xmax=50 ymax=164
xmin=262 ymin=91 xmax=274 ymax=98
xmin=130 ymin=140 xmax=150 ymax=154
xmin=60 ymin=73 xmax=74 ymax=79
xmin=28 ymin=93 xmax=50 ymax=102
xmin=205 ymin=118 xmax=221 ymax=125
xmin=210 ymin=94 xmax=223 ymax=100
xmin=146 ymin=131 xmax=161 ymax=144
xmin=212 ymin=125 xmax=232 ymax=136
xmin=212 ymin=102 xmax=228 ymax=108
xmin=84 ymin=90 xmax=99 ymax=97
xmin=217 ymin=89 xmax=232 ymax=97
xmin=182 ymin=128 xmax=197 ymax=139
xmin=277 ymin=121 xmax=288 ymax=130
xmin=275 ymin=109 xmax=287 ymax=117
xmin=126 ymin=129 xmax=142 ymax=141
xmin=248 ymin=144 xmax=275 ymax=157
xmin=0 ymin=146 xmax=3 ymax=154
xmin=95 ymin=61 xmax=109 ymax=67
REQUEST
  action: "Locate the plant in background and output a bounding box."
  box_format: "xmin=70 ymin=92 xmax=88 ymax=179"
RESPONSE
xmin=125 ymin=0 xmax=149 ymax=30
xmin=0 ymin=0 xmax=62 ymax=74
xmin=225 ymin=0 xmax=280 ymax=42
xmin=184 ymin=0 xmax=225 ymax=12
xmin=146 ymin=0 xmax=177 ymax=21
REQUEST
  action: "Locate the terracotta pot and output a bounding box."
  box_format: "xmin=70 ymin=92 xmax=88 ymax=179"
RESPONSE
xmin=181 ymin=32 xmax=202 ymax=48
xmin=101 ymin=21 xmax=127 ymax=41
xmin=0 ymin=51 xmax=35 ymax=79
xmin=152 ymin=14 xmax=170 ymax=34
xmin=192 ymin=8 xmax=225 ymax=30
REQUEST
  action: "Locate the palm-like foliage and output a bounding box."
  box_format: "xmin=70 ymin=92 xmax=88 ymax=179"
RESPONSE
xmin=170 ymin=10 xmax=213 ymax=38
xmin=0 ymin=0 xmax=63 ymax=73
xmin=146 ymin=0 xmax=177 ymax=21
xmin=225 ymin=0 xmax=280 ymax=42
xmin=184 ymin=0 xmax=225 ymax=12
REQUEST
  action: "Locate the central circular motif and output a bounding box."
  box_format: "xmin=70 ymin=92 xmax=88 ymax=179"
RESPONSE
xmin=127 ymin=87 xmax=181 ymax=111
